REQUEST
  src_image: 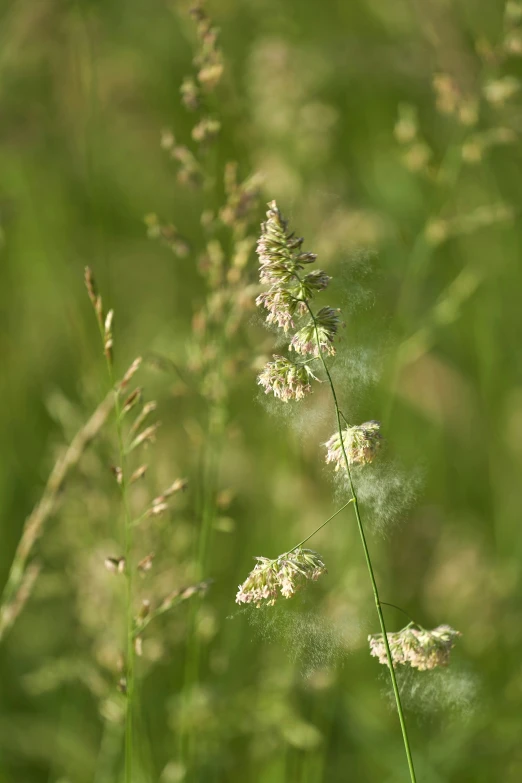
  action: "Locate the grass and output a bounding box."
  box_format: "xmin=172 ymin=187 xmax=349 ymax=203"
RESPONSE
xmin=1 ymin=1 xmax=522 ymax=781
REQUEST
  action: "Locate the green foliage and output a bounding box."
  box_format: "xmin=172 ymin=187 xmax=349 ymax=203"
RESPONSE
xmin=1 ymin=0 xmax=522 ymax=781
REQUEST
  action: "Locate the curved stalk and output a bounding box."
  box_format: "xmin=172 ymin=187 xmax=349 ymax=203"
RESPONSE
xmin=381 ymin=602 xmax=419 ymax=627
xmin=287 ymin=501 xmax=353 ymax=553
xmin=0 ymin=391 xmax=114 ymax=643
xmin=304 ymin=300 xmax=417 ymax=783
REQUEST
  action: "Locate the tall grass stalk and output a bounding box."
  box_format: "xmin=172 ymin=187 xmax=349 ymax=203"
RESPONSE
xmin=152 ymin=4 xmax=262 ymax=770
xmin=85 ymin=269 xmax=137 ymax=783
xmin=0 ymin=391 xmax=114 ymax=642
xmin=250 ymin=202 xmax=418 ymax=781
xmin=307 ymin=304 xmax=417 ymax=783
xmin=108 ymin=369 xmax=136 ymax=783
xmin=180 ymin=405 xmax=224 ymax=769
xmin=305 ymin=262 xmax=416 ymax=778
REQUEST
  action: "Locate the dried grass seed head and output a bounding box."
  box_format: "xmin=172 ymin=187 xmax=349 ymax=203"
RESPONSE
xmin=181 ymin=76 xmax=200 ymax=110
xmin=84 ymin=266 xmax=103 ymax=327
xmin=119 ymin=357 xmax=143 ymax=391
xmin=105 ymin=557 xmax=126 ymax=574
xmin=190 ymin=1 xmax=224 ymax=90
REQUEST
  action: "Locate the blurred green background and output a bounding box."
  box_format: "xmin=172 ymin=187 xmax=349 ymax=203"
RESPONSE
xmin=1 ymin=0 xmax=522 ymax=781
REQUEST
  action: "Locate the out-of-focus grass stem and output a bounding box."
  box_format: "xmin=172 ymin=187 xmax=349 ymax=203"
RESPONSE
xmin=0 ymin=392 xmax=114 ymax=642
xmin=87 ymin=278 xmax=137 ymax=783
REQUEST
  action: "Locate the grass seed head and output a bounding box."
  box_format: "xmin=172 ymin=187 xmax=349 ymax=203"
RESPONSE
xmin=324 ymin=421 xmax=382 ymax=470
xmin=119 ymin=357 xmax=143 ymax=390
xmin=236 ymin=548 xmax=327 ymax=608
xmin=369 ymin=625 xmax=461 ymax=670
xmin=105 ymin=557 xmax=126 ymax=574
xmin=138 ymin=554 xmax=155 ymax=573
xmin=257 ymin=355 xmax=315 ymax=402
xmin=130 ymin=465 xmax=148 ymax=483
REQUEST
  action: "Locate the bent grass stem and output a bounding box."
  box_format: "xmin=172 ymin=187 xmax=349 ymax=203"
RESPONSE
xmin=0 ymin=391 xmax=114 ymax=642
xmin=304 ymin=299 xmax=418 ymax=783
xmin=287 ymin=501 xmax=353 ymax=554
xmin=381 ymin=602 xmax=418 ymax=627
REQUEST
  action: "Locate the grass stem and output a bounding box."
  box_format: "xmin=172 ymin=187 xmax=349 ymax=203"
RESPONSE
xmin=106 ymin=364 xmax=135 ymax=783
xmin=88 ymin=288 xmax=137 ymax=783
xmin=305 ymin=300 xmax=418 ymax=783
xmin=0 ymin=391 xmax=114 ymax=642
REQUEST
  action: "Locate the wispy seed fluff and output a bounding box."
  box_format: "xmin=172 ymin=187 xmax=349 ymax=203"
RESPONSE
xmin=324 ymin=421 xmax=382 ymax=470
xmin=255 ymin=201 xmax=340 ymax=399
xmin=368 ymin=625 xmax=461 ymax=671
xmin=236 ymin=548 xmax=327 ymax=608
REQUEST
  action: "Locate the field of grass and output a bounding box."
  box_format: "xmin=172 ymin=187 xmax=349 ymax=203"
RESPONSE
xmin=1 ymin=1 xmax=522 ymax=781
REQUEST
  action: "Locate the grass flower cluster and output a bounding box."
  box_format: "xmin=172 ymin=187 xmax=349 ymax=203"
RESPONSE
xmin=257 ymin=202 xmax=340 ymax=360
xmin=324 ymin=421 xmax=383 ymax=469
xmin=369 ymin=624 xmax=461 ymax=671
xmin=258 ymin=356 xmax=316 ymax=402
xmin=236 ymin=549 xmax=327 ymax=607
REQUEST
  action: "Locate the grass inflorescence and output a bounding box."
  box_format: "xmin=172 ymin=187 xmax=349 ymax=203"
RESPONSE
xmin=244 ymin=200 xmax=464 ymax=782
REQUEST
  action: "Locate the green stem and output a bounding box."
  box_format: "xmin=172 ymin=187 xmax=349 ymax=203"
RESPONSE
xmin=381 ymin=602 xmax=418 ymax=627
xmin=236 ymin=501 xmax=356 ymax=587
xmin=95 ymin=321 xmax=135 ymax=783
xmin=305 ymin=301 xmax=417 ymax=783
xmin=112 ymin=386 xmax=135 ymax=783
xmin=287 ymin=501 xmax=353 ymax=553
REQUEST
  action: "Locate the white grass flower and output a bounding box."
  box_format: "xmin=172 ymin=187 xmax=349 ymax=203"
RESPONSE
xmin=256 ymin=201 xmax=312 ymax=283
xmin=258 ymin=356 xmax=316 ymax=401
xmin=255 ymin=289 xmax=300 ymax=332
xmin=255 ymin=202 xmax=338 ymax=364
xmin=236 ymin=548 xmax=327 ymax=608
xmin=256 ymin=201 xmax=320 ymax=298
xmin=324 ymin=421 xmax=382 ymax=470
xmin=369 ymin=625 xmax=461 ymax=671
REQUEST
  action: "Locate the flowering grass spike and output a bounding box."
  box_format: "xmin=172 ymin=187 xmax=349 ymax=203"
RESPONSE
xmin=258 ymin=356 xmax=317 ymax=401
xmin=290 ymin=306 xmax=340 ymax=357
xmin=236 ymin=548 xmax=327 ymax=608
xmin=250 ymin=200 xmax=463 ymax=783
xmin=255 ymin=201 xmax=340 ymax=399
xmin=324 ymin=421 xmax=383 ymax=470
xmin=369 ymin=625 xmax=461 ymax=671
